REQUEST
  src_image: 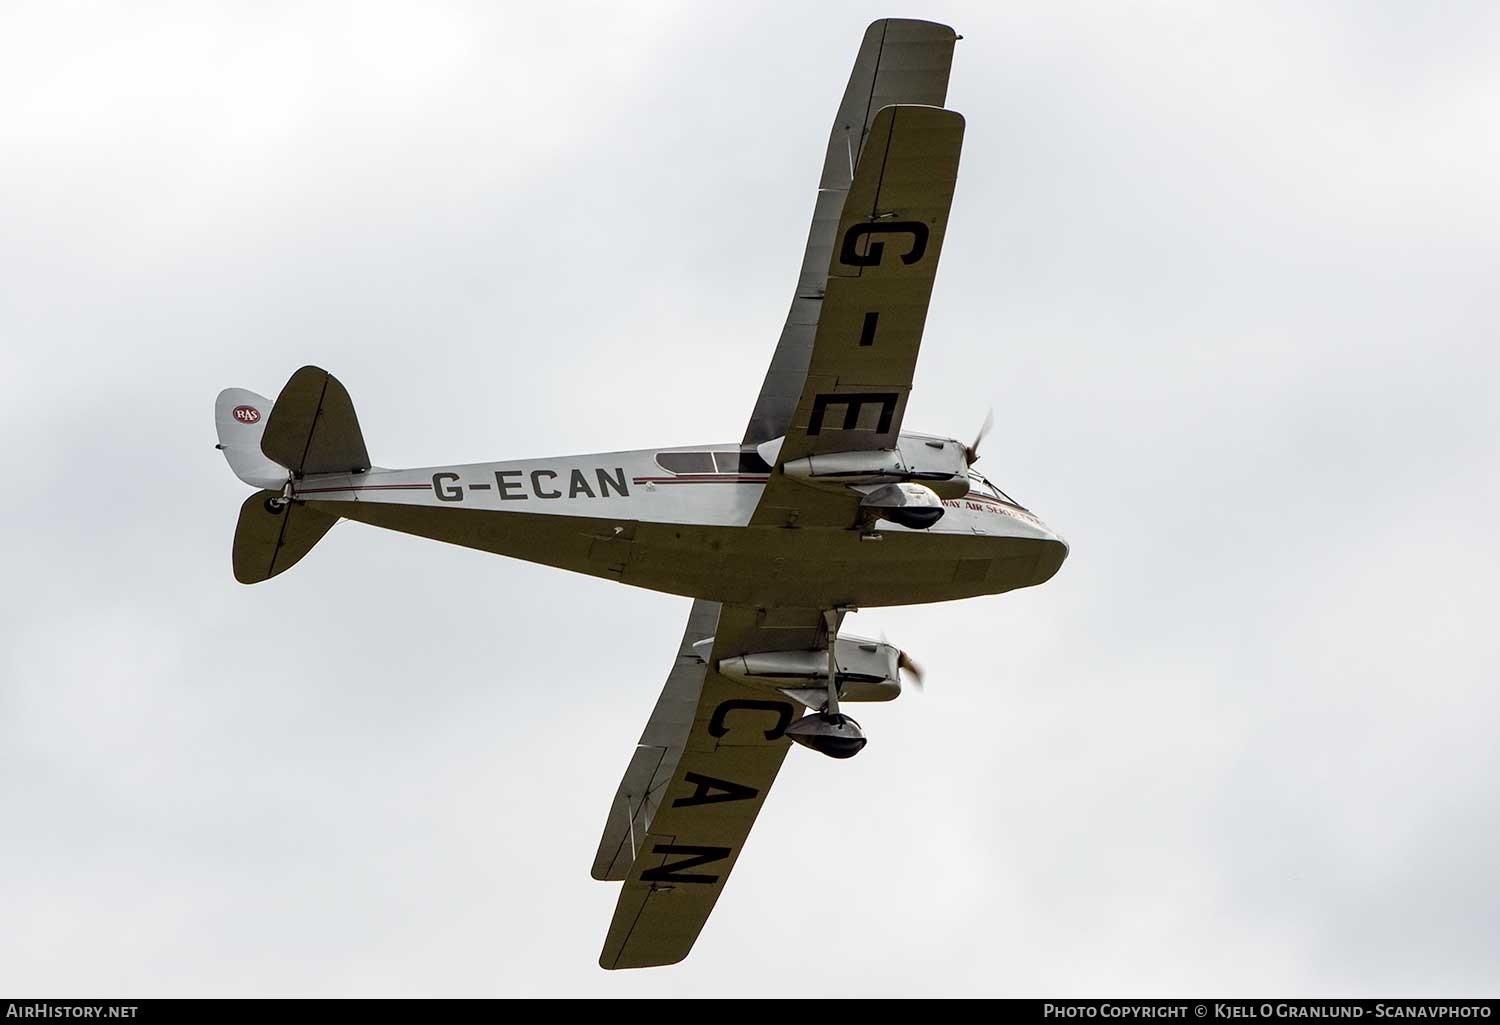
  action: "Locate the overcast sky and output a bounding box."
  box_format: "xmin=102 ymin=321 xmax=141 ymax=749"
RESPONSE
xmin=2 ymin=0 xmax=1497 ymax=998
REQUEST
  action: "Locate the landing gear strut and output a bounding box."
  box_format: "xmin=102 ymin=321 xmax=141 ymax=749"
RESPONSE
xmin=263 ymin=479 xmax=295 ymax=514
xmin=784 ymin=607 xmax=868 ymax=759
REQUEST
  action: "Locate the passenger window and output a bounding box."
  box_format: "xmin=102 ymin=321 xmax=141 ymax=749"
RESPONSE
xmin=656 ymin=452 xmax=715 ymax=474
xmin=714 ymin=452 xmax=772 ymax=474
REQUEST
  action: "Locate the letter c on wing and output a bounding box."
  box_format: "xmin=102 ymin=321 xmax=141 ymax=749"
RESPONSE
xmin=707 ymin=699 xmax=794 ymax=741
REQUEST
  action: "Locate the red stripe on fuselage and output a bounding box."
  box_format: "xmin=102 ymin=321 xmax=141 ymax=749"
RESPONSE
xmin=631 ymin=476 xmax=771 ymax=484
xmin=294 ymin=483 xmax=432 ymax=495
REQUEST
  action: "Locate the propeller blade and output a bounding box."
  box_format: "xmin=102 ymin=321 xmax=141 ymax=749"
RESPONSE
xmin=880 ymin=629 xmax=926 ymax=692
xmin=897 ymin=649 xmax=924 ymax=690
xmin=964 ymin=408 xmax=995 ymax=465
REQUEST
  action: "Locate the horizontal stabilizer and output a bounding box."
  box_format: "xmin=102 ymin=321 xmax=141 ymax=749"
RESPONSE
xmin=232 ymin=491 xmax=339 ymax=584
xmin=261 ymin=366 xmax=371 ymax=476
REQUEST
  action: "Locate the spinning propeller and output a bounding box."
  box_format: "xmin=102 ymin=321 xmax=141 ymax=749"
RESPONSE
xmin=964 ymin=408 xmax=995 ymax=466
xmin=880 ymin=629 xmax=925 ymax=691
xmin=897 ymin=648 xmax=925 ymax=690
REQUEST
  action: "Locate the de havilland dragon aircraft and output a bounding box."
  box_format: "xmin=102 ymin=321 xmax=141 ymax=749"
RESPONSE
xmin=214 ymin=18 xmax=1067 ymax=969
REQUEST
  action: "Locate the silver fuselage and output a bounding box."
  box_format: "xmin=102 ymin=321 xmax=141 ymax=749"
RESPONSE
xmin=293 ymin=435 xmax=1067 ymax=609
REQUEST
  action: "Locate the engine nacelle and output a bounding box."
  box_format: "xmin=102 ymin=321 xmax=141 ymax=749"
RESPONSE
xmin=717 ymin=636 xmax=902 ymax=706
xmin=859 ymin=482 xmax=944 ymax=529
xmin=780 ymin=435 xmax=970 ymax=499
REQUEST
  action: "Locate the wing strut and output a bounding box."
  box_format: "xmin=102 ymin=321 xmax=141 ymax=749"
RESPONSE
xmin=824 ymin=607 xmax=845 ymax=716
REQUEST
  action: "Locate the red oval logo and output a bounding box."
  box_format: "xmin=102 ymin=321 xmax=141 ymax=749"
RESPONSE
xmin=232 ymin=405 xmax=261 ymax=424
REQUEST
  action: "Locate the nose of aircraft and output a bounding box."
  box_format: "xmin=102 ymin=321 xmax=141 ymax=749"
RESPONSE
xmin=1033 ymin=535 xmax=1069 ymax=585
xmin=1028 ymin=519 xmax=1070 ymax=587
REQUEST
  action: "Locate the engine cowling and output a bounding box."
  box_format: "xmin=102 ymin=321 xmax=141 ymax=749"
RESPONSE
xmin=717 ymin=636 xmax=902 ymax=705
xmin=780 ymin=436 xmax=971 ymax=499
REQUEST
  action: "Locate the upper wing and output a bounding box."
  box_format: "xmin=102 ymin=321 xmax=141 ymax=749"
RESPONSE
xmin=742 ymin=18 xmax=959 ymax=448
xmin=595 ymin=604 xmax=825 ymax=970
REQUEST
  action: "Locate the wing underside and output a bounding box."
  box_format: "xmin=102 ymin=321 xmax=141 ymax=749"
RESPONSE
xmin=592 ymin=600 xmax=722 ymax=883
xmin=770 ymin=103 xmax=965 ymax=466
xmin=743 ymin=18 xmax=959 ymax=448
xmin=749 ymin=102 xmax=966 ymax=528
xmin=592 ymin=17 xmax=966 ymax=970
xmin=594 ymin=605 xmax=825 ymax=969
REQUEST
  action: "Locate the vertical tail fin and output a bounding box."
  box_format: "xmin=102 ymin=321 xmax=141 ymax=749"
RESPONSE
xmin=216 ymin=366 xmax=367 ymax=584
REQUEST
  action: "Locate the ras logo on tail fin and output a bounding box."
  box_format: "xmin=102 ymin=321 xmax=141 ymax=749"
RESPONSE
xmin=215 ymin=388 xmax=286 ymax=491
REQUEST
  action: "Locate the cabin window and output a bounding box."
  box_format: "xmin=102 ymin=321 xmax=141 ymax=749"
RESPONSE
xmin=968 ymin=470 xmax=1025 ymax=508
xmin=713 ymin=451 xmax=772 ymax=474
xmin=655 ymin=450 xmax=773 ymax=475
xmin=655 ymin=452 xmax=716 ymax=475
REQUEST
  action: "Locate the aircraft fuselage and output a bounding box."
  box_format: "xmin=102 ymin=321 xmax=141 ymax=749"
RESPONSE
xmin=294 ymin=438 xmax=1068 ymax=609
